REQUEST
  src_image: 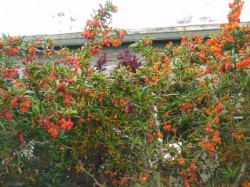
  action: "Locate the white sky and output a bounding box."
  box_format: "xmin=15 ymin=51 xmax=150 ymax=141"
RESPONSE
xmin=0 ymin=0 xmax=249 ymax=36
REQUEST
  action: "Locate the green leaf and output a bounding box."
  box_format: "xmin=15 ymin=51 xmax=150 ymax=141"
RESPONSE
xmin=6 ymin=181 xmax=25 ymax=187
xmin=65 ymin=108 xmax=78 ymax=115
xmin=0 ymin=121 xmax=6 ymax=132
xmin=200 ymin=173 xmax=210 ymax=183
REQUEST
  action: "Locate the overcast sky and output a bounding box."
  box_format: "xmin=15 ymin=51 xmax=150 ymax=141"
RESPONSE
xmin=0 ymin=0 xmax=249 ymax=36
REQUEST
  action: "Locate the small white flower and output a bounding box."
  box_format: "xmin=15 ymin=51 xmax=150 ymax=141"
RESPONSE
xmin=163 ymin=142 xmax=182 ymax=161
xmin=157 ymin=138 xmax=163 ymax=143
xmin=21 ymin=140 xmax=35 ymax=160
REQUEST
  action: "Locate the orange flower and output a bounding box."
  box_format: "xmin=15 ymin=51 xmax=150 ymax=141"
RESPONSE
xmin=242 ymin=180 xmax=250 ymax=187
xmin=60 ymin=118 xmax=74 ymax=130
xmin=14 ymin=81 xmax=22 ymax=87
xmin=212 ymin=131 xmax=221 ymax=144
xmin=60 ymin=146 xmax=65 ymax=153
xmin=236 ymin=57 xmax=250 ymax=70
xmin=5 ymin=113 xmax=13 ymax=121
xmin=177 ymin=157 xmax=186 ymax=165
xmin=163 ymin=121 xmax=172 ymax=131
xmin=119 ymin=98 xmax=126 ymax=106
xmin=190 ymin=163 xmax=197 ymax=171
xmin=205 ymin=123 xmax=214 ymax=135
xmin=20 ymin=98 xmax=31 ymax=113
xmin=48 ymin=126 xmax=59 ymax=138
xmin=11 ymin=98 xmax=19 ymax=108
xmin=199 ymin=140 xmax=216 ymax=155
xmin=141 ymin=174 xmax=149 ymax=181
xmin=19 ymin=133 xmax=25 ymax=147
xmin=156 ymin=132 xmax=163 ymax=139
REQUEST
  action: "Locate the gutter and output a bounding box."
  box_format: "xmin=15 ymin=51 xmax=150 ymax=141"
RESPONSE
xmin=15 ymin=21 xmax=250 ymax=47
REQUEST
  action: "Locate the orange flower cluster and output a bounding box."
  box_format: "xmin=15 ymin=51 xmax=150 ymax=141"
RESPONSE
xmin=80 ymin=2 xmax=125 ymax=57
xmin=60 ymin=118 xmax=74 ymax=130
xmin=163 ymin=120 xmax=177 ymax=133
xmin=179 ymin=161 xmax=198 ymax=187
xmin=156 ymin=131 xmax=163 ymax=139
xmin=236 ymin=56 xmax=250 ymax=70
xmin=38 ymin=117 xmax=57 ymax=138
xmin=181 ymin=99 xmax=197 ymax=114
xmin=47 ymin=125 xmax=59 ymax=138
xmin=215 ymin=100 xmax=224 ymax=113
xmin=1 ymin=68 xmax=19 ymax=80
xmin=205 ymin=100 xmax=225 ymax=117
xmin=2 ymin=111 xmax=13 ymax=121
xmin=20 ymin=98 xmax=31 ymax=113
xmin=232 ymin=128 xmax=245 ymax=141
xmin=205 ymin=123 xmax=214 ymax=135
xmin=8 ymin=47 xmax=20 ymax=56
xmin=199 ymin=139 xmax=217 ymax=156
xmin=19 ymin=133 xmax=25 ymax=147
xmin=177 ymin=157 xmax=186 ymax=165
xmin=82 ymin=30 xmax=97 ymax=39
xmin=212 ymin=131 xmax=221 ymax=144
xmin=11 ymin=97 xmax=31 ymax=113
xmin=201 ymin=122 xmax=222 ymax=155
xmin=228 ymin=0 xmax=244 ymax=23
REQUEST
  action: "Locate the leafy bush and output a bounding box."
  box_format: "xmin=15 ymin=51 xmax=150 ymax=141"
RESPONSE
xmin=0 ymin=0 xmax=249 ymax=186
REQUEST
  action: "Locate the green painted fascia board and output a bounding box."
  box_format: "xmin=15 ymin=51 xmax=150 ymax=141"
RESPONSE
xmin=10 ymin=21 xmax=250 ymax=47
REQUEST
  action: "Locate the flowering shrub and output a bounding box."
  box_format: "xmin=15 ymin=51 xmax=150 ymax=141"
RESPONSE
xmin=0 ymin=0 xmax=249 ymax=186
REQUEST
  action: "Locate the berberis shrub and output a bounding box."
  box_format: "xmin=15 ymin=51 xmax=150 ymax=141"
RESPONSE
xmin=0 ymin=0 xmax=249 ymax=186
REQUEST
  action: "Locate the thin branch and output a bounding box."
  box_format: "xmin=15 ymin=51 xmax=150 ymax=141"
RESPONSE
xmin=83 ymin=168 xmax=103 ymax=187
xmin=232 ymin=160 xmax=248 ymax=187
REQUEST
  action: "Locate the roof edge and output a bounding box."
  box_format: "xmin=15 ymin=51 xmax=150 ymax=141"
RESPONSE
xmin=9 ymin=22 xmax=250 ymax=46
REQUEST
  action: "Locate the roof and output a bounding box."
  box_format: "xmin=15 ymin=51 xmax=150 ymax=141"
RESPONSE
xmin=19 ymin=21 xmax=250 ymax=47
